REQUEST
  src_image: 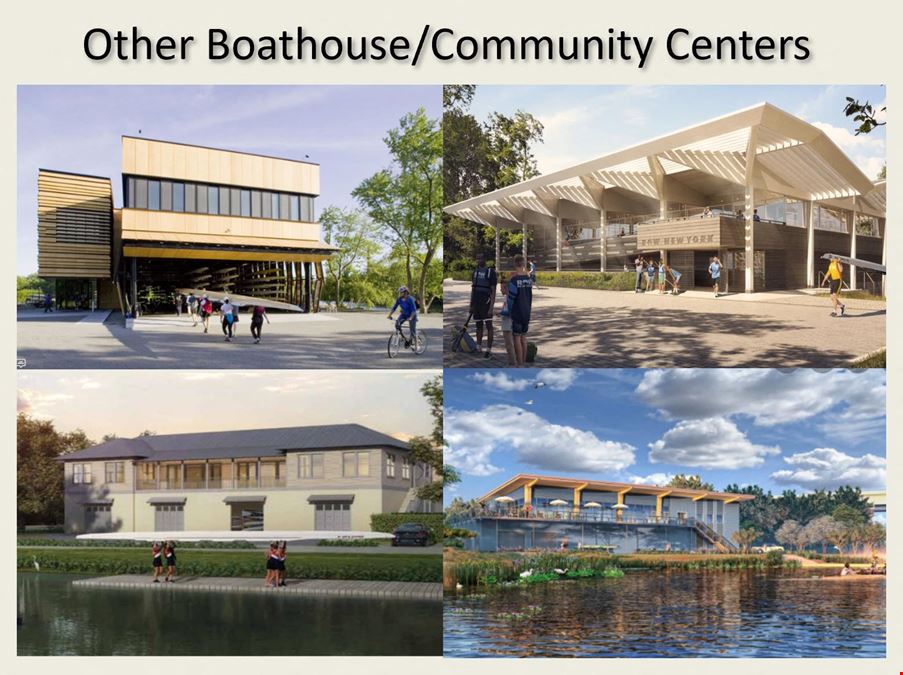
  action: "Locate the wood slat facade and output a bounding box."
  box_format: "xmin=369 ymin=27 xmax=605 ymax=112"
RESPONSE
xmin=37 ymin=170 xmax=112 ymax=278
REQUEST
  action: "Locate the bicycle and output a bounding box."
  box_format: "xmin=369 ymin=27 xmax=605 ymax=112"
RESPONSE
xmin=387 ymin=317 xmax=426 ymax=358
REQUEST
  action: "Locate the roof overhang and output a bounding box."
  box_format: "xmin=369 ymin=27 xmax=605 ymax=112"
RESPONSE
xmin=479 ymin=474 xmax=754 ymax=504
xmin=447 ymin=102 xmax=883 ymax=225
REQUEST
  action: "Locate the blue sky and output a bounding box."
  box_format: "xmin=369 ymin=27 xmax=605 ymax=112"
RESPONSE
xmin=17 ymin=85 xmax=440 ymax=275
xmin=445 ymin=369 xmax=886 ymax=503
xmin=469 ymin=84 xmax=886 ymax=181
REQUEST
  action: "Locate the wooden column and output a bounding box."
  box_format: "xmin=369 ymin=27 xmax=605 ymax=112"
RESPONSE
xmin=555 ymin=217 xmax=562 ymax=272
xmin=806 ymin=201 xmax=816 ymax=288
xmin=849 ymin=203 xmax=858 ymax=291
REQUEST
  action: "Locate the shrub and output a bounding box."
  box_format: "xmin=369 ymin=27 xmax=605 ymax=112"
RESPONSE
xmin=316 ymin=539 xmax=381 ymax=547
xmin=370 ymin=513 xmax=444 ymax=544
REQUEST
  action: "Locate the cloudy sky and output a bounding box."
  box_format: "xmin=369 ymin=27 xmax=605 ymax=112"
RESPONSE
xmin=469 ymin=84 xmax=886 ymax=182
xmin=17 ymin=85 xmax=441 ymax=275
xmin=445 ymin=369 xmax=885 ymax=502
xmin=17 ymin=370 xmax=438 ymax=442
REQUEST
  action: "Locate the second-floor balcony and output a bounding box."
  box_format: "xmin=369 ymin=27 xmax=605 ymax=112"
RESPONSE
xmin=136 ymin=461 xmax=286 ymax=491
xmin=454 ymin=506 xmax=706 ymax=529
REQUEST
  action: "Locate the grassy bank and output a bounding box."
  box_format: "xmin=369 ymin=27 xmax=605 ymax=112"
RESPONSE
xmin=18 ymin=547 xmax=441 ymax=582
xmin=447 ymin=270 xmax=635 ymax=291
xmin=444 ymin=550 xmax=796 ymax=588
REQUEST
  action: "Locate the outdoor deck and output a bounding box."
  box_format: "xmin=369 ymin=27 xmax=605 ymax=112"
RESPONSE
xmin=72 ymin=575 xmax=442 ymax=601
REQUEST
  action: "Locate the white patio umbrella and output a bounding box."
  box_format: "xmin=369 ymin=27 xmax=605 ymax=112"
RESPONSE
xmin=611 ymin=504 xmax=629 ymax=509
xmin=549 ymin=499 xmax=569 ymax=506
xmin=494 ymin=496 xmax=515 ymax=503
xmin=583 ymin=502 xmax=602 ymax=508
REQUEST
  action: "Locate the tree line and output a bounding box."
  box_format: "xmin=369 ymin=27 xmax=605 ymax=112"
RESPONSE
xmin=443 ymin=84 xmax=545 ymax=274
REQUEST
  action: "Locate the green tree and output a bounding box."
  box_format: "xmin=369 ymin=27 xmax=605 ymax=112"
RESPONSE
xmin=877 ymin=164 xmax=886 ymax=180
xmin=407 ymin=375 xmax=459 ymax=503
xmin=843 ymin=97 xmax=885 ymax=135
xmin=732 ymin=528 xmax=760 ymax=554
xmin=353 ymin=108 xmax=443 ymax=312
xmin=320 ymin=205 xmax=379 ymax=309
xmin=17 ymin=414 xmax=93 ymax=527
xmin=485 ymin=110 xmax=545 ymax=187
xmin=775 ymin=520 xmax=805 ymax=552
xmin=668 ymin=474 xmax=715 ymax=491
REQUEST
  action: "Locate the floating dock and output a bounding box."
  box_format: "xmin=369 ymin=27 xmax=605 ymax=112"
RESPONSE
xmin=72 ymin=575 xmax=441 ymax=601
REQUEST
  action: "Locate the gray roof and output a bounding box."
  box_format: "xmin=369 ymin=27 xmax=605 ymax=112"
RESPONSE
xmin=61 ymin=424 xmax=410 ymax=462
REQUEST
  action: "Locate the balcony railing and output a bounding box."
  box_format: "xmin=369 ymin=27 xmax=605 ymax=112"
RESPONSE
xmin=135 ymin=471 xmax=286 ymax=491
xmin=455 ymin=506 xmax=696 ymax=528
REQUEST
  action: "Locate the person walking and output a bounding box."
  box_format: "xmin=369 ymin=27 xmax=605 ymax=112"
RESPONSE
xmin=634 ymin=255 xmax=644 ymax=293
xmin=200 ymin=295 xmax=212 ymax=333
xmin=220 ymin=297 xmax=236 ymax=342
xmin=646 ymin=259 xmax=657 ymax=293
xmin=824 ymin=256 xmax=846 ymax=317
xmin=500 ymin=254 xmax=533 ymax=367
xmin=250 ymin=305 xmax=270 ymax=343
xmin=265 ymin=541 xmax=280 ymax=588
xmin=470 ymin=253 xmax=497 ymax=359
xmin=187 ymin=293 xmax=198 ymax=326
xmin=709 ymin=256 xmax=723 ymax=298
xmin=174 ymin=293 xmax=182 ymax=317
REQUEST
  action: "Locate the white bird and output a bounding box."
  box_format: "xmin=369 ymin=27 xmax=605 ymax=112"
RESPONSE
xmin=455 ymin=582 xmax=463 ymax=590
xmin=519 ymin=569 xmax=534 ymax=578
xmin=554 ymin=568 xmax=567 ymax=575
xmin=525 ymin=399 xmax=534 ymax=405
xmin=534 ymin=382 xmax=546 ymax=389
xmin=32 ymin=556 xmax=40 ymax=572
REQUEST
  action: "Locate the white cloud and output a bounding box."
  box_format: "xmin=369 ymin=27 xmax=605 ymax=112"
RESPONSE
xmin=771 ymin=447 xmax=886 ymax=491
xmin=627 ymin=472 xmax=675 ymax=487
xmin=16 ymin=389 xmax=75 ymax=419
xmin=635 ymin=369 xmax=885 ymax=426
xmin=445 ymin=404 xmax=635 ymax=476
xmin=649 ymin=417 xmax=780 ymax=469
xmin=470 ymin=368 xmax=577 ymax=392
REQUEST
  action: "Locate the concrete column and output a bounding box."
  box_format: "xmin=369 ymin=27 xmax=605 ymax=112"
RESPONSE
xmin=744 ymin=186 xmax=756 ymax=293
xmin=806 ymin=201 xmax=816 ymax=288
xmin=881 ymin=218 xmax=887 ymax=297
xmin=599 ymin=209 xmax=607 ymax=272
xmin=555 ymin=217 xmax=562 ymax=272
xmin=849 ymin=206 xmax=858 ymax=290
xmin=494 ymin=226 xmax=500 ymax=273
xmin=522 ymin=223 xmax=528 ymax=259
xmin=129 ymin=257 xmax=138 ymax=313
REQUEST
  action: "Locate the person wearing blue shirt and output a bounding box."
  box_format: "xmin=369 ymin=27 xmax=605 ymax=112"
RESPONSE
xmin=708 ymin=256 xmax=723 ymax=298
xmin=388 ymin=286 xmax=418 ymax=345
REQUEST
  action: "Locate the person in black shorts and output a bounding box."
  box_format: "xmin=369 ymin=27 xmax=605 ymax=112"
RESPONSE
xmin=265 ymin=541 xmax=280 ymax=588
xmin=501 ymin=254 xmax=533 ymax=366
xmin=470 ymin=253 xmax=497 ymax=359
xmin=250 ymin=305 xmax=270 ymax=343
xmin=151 ymin=541 xmax=163 ymax=583
xmin=163 ymin=541 xmax=177 ymax=582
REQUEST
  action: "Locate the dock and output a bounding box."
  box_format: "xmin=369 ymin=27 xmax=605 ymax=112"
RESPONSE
xmin=72 ymin=575 xmax=441 ymax=601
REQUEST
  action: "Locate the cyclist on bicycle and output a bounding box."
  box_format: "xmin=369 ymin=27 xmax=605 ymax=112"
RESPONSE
xmin=387 ymin=286 xmax=418 ymax=346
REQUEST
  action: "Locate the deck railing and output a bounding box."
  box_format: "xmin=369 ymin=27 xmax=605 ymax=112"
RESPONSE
xmin=453 ymin=506 xmax=696 ymax=528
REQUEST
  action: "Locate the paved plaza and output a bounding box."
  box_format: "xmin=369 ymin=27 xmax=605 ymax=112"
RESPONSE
xmin=17 ymin=309 xmax=443 ymax=369
xmin=444 ymin=280 xmax=885 ymax=368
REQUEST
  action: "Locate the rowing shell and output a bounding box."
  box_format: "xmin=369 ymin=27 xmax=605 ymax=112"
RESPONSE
xmin=77 ymin=530 xmax=393 ymax=543
xmin=179 ymin=289 xmax=303 ymax=312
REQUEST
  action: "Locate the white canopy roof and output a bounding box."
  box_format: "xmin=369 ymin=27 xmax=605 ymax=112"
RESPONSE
xmin=446 ymin=102 xmax=886 ymax=226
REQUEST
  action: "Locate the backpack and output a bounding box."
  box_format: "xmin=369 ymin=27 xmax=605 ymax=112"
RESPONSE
xmin=451 ymin=323 xmax=478 ymax=353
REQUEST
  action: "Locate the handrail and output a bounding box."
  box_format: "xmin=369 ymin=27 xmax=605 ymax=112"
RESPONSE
xmin=448 ymin=507 xmax=695 ymax=528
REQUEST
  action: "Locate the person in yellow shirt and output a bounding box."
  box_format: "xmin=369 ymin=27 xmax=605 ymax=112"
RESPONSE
xmin=824 ymin=257 xmax=846 ymax=317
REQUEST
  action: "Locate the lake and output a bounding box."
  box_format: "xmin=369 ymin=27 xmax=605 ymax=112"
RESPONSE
xmin=18 ymin=573 xmax=442 ymax=656
xmin=444 ymin=569 xmax=885 ymax=657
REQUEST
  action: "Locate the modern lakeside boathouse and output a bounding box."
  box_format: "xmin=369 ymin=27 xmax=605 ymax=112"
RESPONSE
xmin=446 ymin=102 xmax=886 ymax=293
xmin=60 ymin=424 xmax=437 ymax=534
xmin=452 ymin=474 xmax=754 ymax=553
xmin=38 ymin=136 xmax=336 ymax=312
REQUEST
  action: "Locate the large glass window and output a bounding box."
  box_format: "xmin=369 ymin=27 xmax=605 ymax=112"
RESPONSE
xmin=172 ymin=182 xmax=185 ymax=212
xmin=251 ymin=190 xmax=261 ymax=218
xmin=386 ymin=453 xmax=396 ymax=478
xmin=219 ymin=187 xmax=230 ymax=216
xmin=104 ymin=461 xmax=125 ymax=484
xmin=343 ymin=451 xmax=370 ymax=478
xmin=299 ymin=453 xmax=324 ymax=479
xmin=241 ymin=190 xmax=251 ymax=217
xmin=230 ymin=188 xmax=241 ymax=216
xmin=184 ymin=464 xmax=205 ymax=489
xmin=135 ymin=179 xmax=148 ymax=209
xmin=126 ymin=177 xmax=136 ymax=208
xmin=235 ymin=461 xmax=257 ymax=487
xmin=279 ymin=194 xmax=290 ymax=221
xmin=402 ymin=457 xmax=411 ymax=480
xmin=290 ymin=195 xmax=300 ymax=221
xmin=301 ymin=196 xmax=313 ymax=222
xmin=148 ymin=180 xmax=161 ymax=210
xmin=185 ymin=183 xmax=196 ymax=212
xmin=160 ymin=181 xmax=172 ymax=211
xmin=262 ymin=191 xmax=273 ymax=219
xmin=73 ymin=463 xmax=93 ymax=485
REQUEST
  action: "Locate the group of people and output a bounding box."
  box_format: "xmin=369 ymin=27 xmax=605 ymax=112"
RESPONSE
xmin=633 ymin=256 xmax=684 ymax=295
xmin=175 ymin=292 xmax=271 ymax=344
xmin=469 ymin=252 xmax=534 ymax=367
xmin=265 ymin=541 xmax=288 ymax=588
xmin=151 ymin=541 xmax=177 ymax=583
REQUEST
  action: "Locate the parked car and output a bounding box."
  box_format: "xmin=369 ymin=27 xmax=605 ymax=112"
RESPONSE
xmin=391 ymin=522 xmax=430 ymax=546
xmin=751 ymin=544 xmax=785 ymax=553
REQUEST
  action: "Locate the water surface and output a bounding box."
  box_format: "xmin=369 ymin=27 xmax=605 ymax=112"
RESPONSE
xmin=444 ymin=570 xmax=885 ymax=657
xmin=18 ymin=573 xmax=441 ymax=656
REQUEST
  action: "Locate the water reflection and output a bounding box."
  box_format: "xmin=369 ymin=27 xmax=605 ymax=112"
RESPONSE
xmin=18 ymin=573 xmax=441 ymax=656
xmin=444 ymin=570 xmax=885 ymax=657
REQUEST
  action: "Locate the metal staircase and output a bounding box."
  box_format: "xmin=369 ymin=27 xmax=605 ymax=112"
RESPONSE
xmin=692 ymin=519 xmax=738 ymax=553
